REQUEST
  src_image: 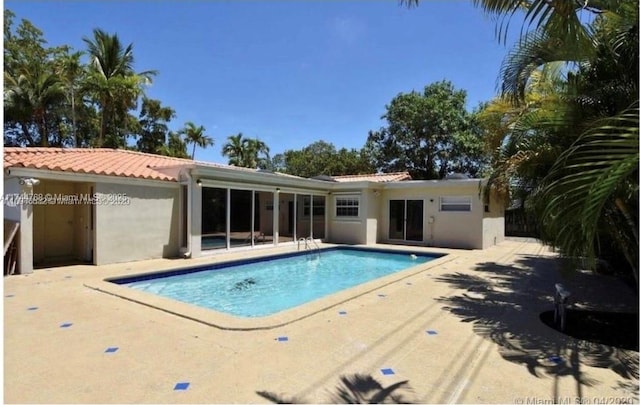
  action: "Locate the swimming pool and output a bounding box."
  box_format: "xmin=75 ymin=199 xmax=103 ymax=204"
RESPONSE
xmin=110 ymin=247 xmax=442 ymax=318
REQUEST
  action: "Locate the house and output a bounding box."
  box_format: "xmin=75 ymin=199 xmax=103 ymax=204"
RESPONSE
xmin=3 ymin=148 xmax=504 ymax=274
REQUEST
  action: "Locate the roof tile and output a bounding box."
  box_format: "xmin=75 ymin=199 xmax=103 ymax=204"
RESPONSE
xmin=332 ymin=172 xmax=412 ymax=183
xmin=4 ymin=148 xmax=198 ymax=181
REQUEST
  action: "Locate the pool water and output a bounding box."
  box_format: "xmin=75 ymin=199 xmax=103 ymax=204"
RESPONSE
xmin=114 ymin=248 xmax=439 ymax=318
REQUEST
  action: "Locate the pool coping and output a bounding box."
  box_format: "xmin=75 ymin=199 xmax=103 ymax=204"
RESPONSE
xmin=84 ymin=245 xmax=457 ymax=330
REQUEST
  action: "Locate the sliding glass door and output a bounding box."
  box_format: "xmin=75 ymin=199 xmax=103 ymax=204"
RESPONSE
xmin=202 ymin=186 xmax=326 ymax=250
xmin=388 ymin=199 xmax=423 ymax=242
xmin=202 ymin=187 xmax=227 ymax=250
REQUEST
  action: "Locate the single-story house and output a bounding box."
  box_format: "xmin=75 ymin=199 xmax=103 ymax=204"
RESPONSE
xmin=3 ymin=148 xmax=505 ymax=274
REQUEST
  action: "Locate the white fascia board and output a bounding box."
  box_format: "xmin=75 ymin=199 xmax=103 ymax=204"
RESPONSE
xmin=191 ymin=167 xmax=332 ymax=192
xmin=381 ymin=179 xmax=485 ymax=190
xmin=329 ymin=181 xmax=377 ymax=191
xmin=4 ymin=167 xmax=180 ymax=189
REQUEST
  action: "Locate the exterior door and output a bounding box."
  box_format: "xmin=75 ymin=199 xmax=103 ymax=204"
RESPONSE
xmin=43 ymin=182 xmax=75 ymax=258
xmin=389 ymin=199 xmax=424 ymax=241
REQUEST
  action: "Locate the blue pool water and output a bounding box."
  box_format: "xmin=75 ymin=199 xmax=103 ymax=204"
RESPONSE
xmin=112 ymin=247 xmax=441 ymax=318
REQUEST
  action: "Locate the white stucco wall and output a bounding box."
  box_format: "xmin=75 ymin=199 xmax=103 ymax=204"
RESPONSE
xmin=482 ymin=191 xmax=505 ymax=248
xmin=378 ymin=183 xmax=486 ymax=249
xmin=364 ymin=189 xmax=380 ymax=244
xmin=94 ymin=182 xmax=180 ymax=265
xmin=327 ymin=192 xmax=366 ymax=244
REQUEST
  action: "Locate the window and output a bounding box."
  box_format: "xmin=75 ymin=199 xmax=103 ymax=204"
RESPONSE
xmin=303 ymin=196 xmax=326 ymax=217
xmin=336 ymin=197 xmax=359 ymax=217
xmin=440 ymin=196 xmax=472 ymax=212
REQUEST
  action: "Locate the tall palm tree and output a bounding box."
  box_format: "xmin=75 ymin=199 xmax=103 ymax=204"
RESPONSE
xmin=180 ymin=121 xmax=213 ymax=159
xmin=83 ymin=28 xmax=156 ymax=147
xmin=55 ymin=50 xmax=84 ymax=147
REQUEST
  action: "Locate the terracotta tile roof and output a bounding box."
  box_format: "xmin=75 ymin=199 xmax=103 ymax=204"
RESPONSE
xmin=3 ymin=148 xmax=240 ymax=182
xmin=331 ymin=171 xmax=412 ymax=183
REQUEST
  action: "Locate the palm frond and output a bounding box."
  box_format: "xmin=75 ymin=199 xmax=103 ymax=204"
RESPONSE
xmin=538 ymin=105 xmax=639 ymax=275
xmin=499 ymin=29 xmax=592 ymax=103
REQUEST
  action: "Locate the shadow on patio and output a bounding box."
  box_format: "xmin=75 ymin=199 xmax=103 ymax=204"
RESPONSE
xmin=257 ymin=373 xmax=413 ymax=404
xmin=433 ymin=254 xmax=639 ymax=401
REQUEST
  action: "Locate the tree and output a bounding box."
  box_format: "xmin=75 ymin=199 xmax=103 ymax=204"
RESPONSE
xmin=83 ymin=28 xmax=156 ymax=147
xmin=435 ymin=0 xmax=639 ymax=283
xmin=4 ymin=60 xmax=66 ymax=147
xmin=221 ymin=133 xmax=270 ymax=168
xmin=156 ymin=131 xmax=189 ymax=158
xmin=136 ymin=97 xmax=176 ymax=154
xmin=365 ymin=80 xmax=485 ymax=179
xmin=281 ymin=140 xmax=375 ymax=178
xmin=54 ymin=49 xmax=85 ymax=147
xmin=221 ymin=133 xmax=247 ymax=166
xmin=4 ymin=10 xmax=67 ymax=146
xmin=180 ymin=121 xmax=213 ymax=159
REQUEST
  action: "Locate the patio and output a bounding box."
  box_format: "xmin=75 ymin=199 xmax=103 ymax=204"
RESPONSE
xmin=4 ymin=238 xmax=638 ymax=403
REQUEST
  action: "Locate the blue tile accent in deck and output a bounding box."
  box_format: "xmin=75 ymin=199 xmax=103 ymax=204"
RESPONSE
xmin=549 ymin=356 xmax=563 ymax=364
xmin=380 ymin=368 xmax=395 ymax=376
xmin=27 ymin=307 xmax=38 ymax=311
xmin=174 ymin=382 xmax=190 ymax=390
xmin=276 ymin=336 xmax=289 ymax=342
xmin=60 ymin=323 xmax=73 ymax=328
xmin=104 ymin=347 xmax=119 ymax=353
xmin=338 ymin=311 xmax=347 ymax=316
xmin=426 ymin=330 xmax=438 ymax=335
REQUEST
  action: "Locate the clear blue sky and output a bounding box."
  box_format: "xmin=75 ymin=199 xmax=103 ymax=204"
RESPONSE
xmin=6 ymin=1 xmax=517 ymax=164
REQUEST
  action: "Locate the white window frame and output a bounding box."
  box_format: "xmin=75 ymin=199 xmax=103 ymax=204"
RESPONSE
xmin=335 ymin=196 xmax=360 ymax=218
xmin=301 ymin=196 xmax=326 ymax=218
xmin=440 ymin=196 xmax=472 ymax=212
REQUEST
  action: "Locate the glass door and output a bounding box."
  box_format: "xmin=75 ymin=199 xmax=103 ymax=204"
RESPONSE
xmin=406 ymin=200 xmax=424 ymax=241
xmin=388 ymin=199 xmax=423 ymax=241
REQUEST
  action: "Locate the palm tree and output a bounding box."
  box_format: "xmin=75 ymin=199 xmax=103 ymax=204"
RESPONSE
xmin=405 ymin=0 xmax=638 ymax=283
xmin=491 ymin=2 xmax=638 ymax=281
xmin=83 ymin=28 xmax=156 ymax=147
xmin=222 ymin=133 xmax=271 ymax=168
xmin=221 ymin=132 xmax=246 ymax=166
xmin=4 ymin=62 xmax=66 ymax=146
xmin=180 ymin=121 xmax=214 ymax=159
xmin=244 ymin=138 xmax=270 ymax=168
xmin=55 ymin=50 xmax=84 ymax=147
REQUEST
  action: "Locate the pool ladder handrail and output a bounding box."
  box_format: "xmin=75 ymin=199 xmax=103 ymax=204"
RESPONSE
xmin=298 ymin=237 xmax=320 ymax=252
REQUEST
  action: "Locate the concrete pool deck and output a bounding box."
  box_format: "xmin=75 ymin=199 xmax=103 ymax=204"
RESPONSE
xmin=4 ymin=238 xmax=639 ymax=403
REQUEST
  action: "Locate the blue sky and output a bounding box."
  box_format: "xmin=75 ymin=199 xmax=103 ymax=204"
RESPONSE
xmin=6 ymin=1 xmax=517 ymax=164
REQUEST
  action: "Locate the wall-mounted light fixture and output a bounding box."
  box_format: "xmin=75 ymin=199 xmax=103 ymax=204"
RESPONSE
xmin=19 ymin=178 xmax=40 ymax=187
xmin=276 ymin=188 xmax=281 ymax=193
xmin=196 ymin=179 xmax=202 ymax=187
xmin=373 ymin=190 xmax=380 ymax=197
